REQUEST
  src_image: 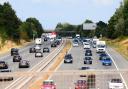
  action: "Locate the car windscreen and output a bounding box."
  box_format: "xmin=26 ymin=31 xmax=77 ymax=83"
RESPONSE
xmin=111 ymin=79 xmax=122 ymax=83
xmin=98 ymin=45 xmax=105 ymax=48
xmin=65 ymin=55 xmax=72 ymax=59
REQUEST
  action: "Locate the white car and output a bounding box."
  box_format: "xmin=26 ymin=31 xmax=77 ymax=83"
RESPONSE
xmin=109 ymin=78 xmax=124 ymax=89
xmin=72 ymin=42 xmax=79 ymax=47
xmin=34 ymin=45 xmax=41 ymax=50
xmin=84 ymin=43 xmax=90 ymax=49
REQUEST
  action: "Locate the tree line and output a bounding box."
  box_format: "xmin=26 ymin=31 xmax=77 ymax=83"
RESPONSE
xmin=0 ymin=2 xmax=44 ymax=45
xmin=55 ymin=0 xmax=128 ymax=39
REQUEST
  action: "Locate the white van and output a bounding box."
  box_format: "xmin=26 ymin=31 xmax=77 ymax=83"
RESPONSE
xmin=96 ymin=41 xmax=106 ymax=53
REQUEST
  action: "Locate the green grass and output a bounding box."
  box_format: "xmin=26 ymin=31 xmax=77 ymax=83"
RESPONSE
xmin=103 ymin=37 xmax=128 ymax=60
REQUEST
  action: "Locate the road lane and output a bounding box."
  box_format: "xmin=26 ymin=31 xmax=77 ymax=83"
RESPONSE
xmin=50 ymin=40 xmax=127 ymax=89
xmin=0 ymin=40 xmax=60 ymax=89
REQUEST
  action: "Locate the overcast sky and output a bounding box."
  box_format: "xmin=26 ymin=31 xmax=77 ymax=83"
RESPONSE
xmin=0 ymin=0 xmax=123 ymax=30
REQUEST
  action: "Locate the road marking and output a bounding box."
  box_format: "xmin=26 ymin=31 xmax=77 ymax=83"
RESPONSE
xmin=106 ymin=50 xmax=128 ymax=89
xmin=48 ymin=44 xmax=72 ymax=80
xmin=5 ymin=41 xmax=65 ymax=89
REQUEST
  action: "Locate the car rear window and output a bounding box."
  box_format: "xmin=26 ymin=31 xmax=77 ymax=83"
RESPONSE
xmin=111 ymin=79 xmax=122 ymax=83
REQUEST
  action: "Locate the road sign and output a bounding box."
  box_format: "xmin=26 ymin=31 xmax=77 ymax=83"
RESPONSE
xmin=83 ymin=23 xmax=97 ymax=30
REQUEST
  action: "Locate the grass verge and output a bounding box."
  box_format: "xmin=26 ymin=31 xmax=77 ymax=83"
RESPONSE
xmin=0 ymin=40 xmax=32 ymax=55
xmin=103 ymin=37 xmax=128 ymax=60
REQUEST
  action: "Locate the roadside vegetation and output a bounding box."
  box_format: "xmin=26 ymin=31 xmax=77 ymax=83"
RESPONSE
xmin=0 ymin=2 xmax=44 ymax=53
xmin=104 ymin=37 xmax=128 ymax=60
xmin=55 ymin=0 xmax=128 ymax=59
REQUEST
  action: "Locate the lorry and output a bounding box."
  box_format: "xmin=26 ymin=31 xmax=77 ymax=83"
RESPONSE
xmin=92 ymin=38 xmax=99 ymax=48
xmin=96 ymin=41 xmax=106 ymax=53
xmin=35 ymin=38 xmax=42 ymax=45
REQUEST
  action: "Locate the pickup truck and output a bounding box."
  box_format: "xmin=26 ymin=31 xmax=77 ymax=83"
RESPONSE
xmin=109 ymin=78 xmax=124 ymax=89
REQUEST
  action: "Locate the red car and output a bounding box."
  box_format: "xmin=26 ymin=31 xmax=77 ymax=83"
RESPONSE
xmin=41 ymin=80 xmax=56 ymax=89
xmin=75 ymin=80 xmax=88 ymax=89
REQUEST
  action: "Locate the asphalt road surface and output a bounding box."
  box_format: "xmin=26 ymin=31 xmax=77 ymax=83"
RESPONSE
xmin=0 ymin=39 xmax=59 ymax=89
xmin=50 ymin=40 xmax=127 ymax=89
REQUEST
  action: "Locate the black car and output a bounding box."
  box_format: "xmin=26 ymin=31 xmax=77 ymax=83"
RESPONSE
xmin=19 ymin=60 xmax=30 ymax=68
xmin=51 ymin=43 xmax=57 ymax=47
xmin=43 ymin=47 xmax=50 ymax=53
xmin=0 ymin=61 xmax=8 ymax=69
xmin=85 ymin=49 xmax=92 ymax=56
xmin=29 ymin=47 xmax=36 ymax=53
xmin=64 ymin=54 xmax=73 ymax=63
xmin=11 ymin=48 xmax=19 ymax=56
xmin=35 ymin=51 xmax=43 ymax=57
xmin=44 ymin=37 xmax=48 ymax=41
xmin=13 ymin=55 xmax=22 ymax=62
xmin=54 ymin=40 xmax=60 ymax=45
xmin=84 ymin=57 xmax=92 ymax=64
xmin=80 ymin=67 xmax=90 ymax=70
xmin=99 ymin=53 xmax=108 ymax=60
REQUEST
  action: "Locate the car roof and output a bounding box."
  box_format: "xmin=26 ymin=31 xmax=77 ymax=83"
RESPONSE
xmin=0 ymin=61 xmax=6 ymax=63
xmin=20 ymin=60 xmax=29 ymax=62
xmin=85 ymin=57 xmax=91 ymax=60
xmin=43 ymin=47 xmax=49 ymax=49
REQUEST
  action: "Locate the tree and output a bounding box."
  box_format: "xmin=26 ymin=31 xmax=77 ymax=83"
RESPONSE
xmin=26 ymin=18 xmax=44 ymax=37
xmin=95 ymin=21 xmax=108 ymax=38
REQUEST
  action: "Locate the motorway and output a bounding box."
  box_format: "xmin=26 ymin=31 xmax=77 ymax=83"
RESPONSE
xmin=0 ymin=38 xmax=65 ymax=89
xmin=0 ymin=38 xmax=128 ymax=89
xmin=49 ymin=40 xmax=128 ymax=89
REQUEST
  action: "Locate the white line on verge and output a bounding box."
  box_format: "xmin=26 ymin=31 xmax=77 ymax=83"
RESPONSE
xmin=106 ymin=50 xmax=128 ymax=89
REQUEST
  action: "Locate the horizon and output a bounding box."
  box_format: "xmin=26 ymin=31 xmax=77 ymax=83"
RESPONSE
xmin=0 ymin=0 xmax=123 ymax=30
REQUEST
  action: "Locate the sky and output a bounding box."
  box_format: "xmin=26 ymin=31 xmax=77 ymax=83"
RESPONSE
xmin=0 ymin=0 xmax=123 ymax=30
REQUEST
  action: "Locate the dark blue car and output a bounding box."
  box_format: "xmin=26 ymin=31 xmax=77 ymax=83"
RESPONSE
xmin=99 ymin=53 xmax=108 ymax=60
xmin=102 ymin=57 xmax=112 ymax=66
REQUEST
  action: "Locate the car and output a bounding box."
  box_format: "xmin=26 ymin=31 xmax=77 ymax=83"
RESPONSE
xmin=19 ymin=60 xmax=30 ymax=68
xmin=102 ymin=57 xmax=112 ymax=66
xmin=0 ymin=69 xmax=11 ymax=72
xmin=44 ymin=37 xmax=48 ymax=42
xmin=72 ymin=42 xmax=79 ymax=47
xmin=13 ymin=55 xmax=22 ymax=62
xmin=84 ymin=43 xmax=91 ymax=49
xmin=85 ymin=49 xmax=92 ymax=56
xmin=29 ymin=47 xmax=36 ymax=53
xmin=11 ymin=48 xmax=19 ymax=56
xmin=56 ymin=36 xmax=62 ymax=41
xmin=34 ymin=45 xmax=41 ymax=50
xmin=0 ymin=69 xmax=13 ymax=81
xmin=84 ymin=57 xmax=92 ymax=64
xmin=43 ymin=47 xmax=50 ymax=53
xmin=64 ymin=54 xmax=73 ymax=63
xmin=75 ymin=80 xmax=88 ymax=89
xmin=41 ymin=80 xmax=56 ymax=89
xmin=109 ymin=78 xmax=124 ymax=89
xmin=51 ymin=43 xmax=57 ymax=47
xmin=80 ymin=67 xmax=90 ymax=70
xmin=99 ymin=53 xmax=108 ymax=60
xmin=54 ymin=40 xmax=60 ymax=45
xmin=35 ymin=51 xmax=43 ymax=57
xmin=0 ymin=61 xmax=8 ymax=69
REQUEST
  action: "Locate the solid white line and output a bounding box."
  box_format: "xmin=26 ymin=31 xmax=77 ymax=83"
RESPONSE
xmin=14 ymin=40 xmax=65 ymax=89
xmin=5 ymin=40 xmax=65 ymax=89
xmin=106 ymin=50 xmax=128 ymax=89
